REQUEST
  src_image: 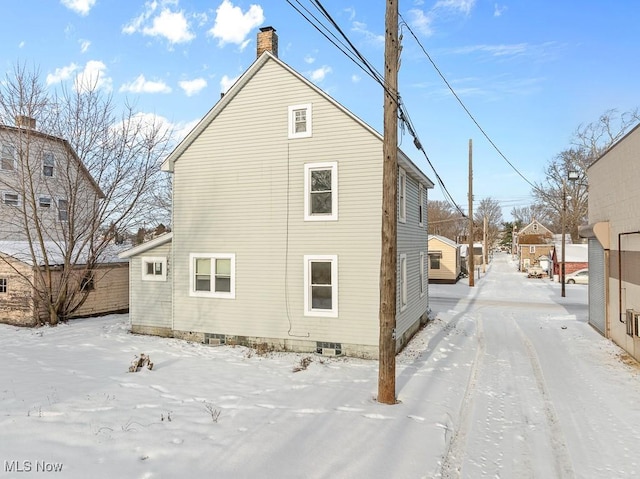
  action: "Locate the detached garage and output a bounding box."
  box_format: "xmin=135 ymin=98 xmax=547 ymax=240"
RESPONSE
xmin=428 ymin=235 xmax=461 ymax=284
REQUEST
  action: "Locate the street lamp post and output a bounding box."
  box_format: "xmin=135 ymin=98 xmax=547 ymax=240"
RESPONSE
xmin=561 ymin=170 xmax=580 ymax=297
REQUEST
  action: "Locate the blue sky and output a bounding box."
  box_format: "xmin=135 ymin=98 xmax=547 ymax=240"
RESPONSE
xmin=1 ymin=0 xmax=639 ymax=221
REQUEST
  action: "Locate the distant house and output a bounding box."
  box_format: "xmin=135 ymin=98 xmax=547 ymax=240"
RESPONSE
xmin=120 ymin=27 xmax=435 ymax=359
xmin=428 ymin=235 xmax=461 ymax=283
xmin=0 ymin=117 xmax=129 ymax=326
xmin=581 ymin=122 xmax=640 ymax=361
xmin=0 ymin=241 xmax=128 ymax=326
xmin=515 ymin=220 xmax=554 ymax=272
xmin=550 ymin=243 xmax=588 ymax=280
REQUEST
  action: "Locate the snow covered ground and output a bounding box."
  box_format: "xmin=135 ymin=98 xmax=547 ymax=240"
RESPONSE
xmin=2 ymin=253 xmax=640 ymax=478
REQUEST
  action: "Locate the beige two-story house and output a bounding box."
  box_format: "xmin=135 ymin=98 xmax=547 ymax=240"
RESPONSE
xmin=121 ymin=27 xmax=434 ymax=358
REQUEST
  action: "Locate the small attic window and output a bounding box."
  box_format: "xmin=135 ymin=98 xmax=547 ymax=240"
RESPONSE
xmin=288 ymin=104 xmax=312 ymax=139
xmin=533 ymin=223 xmax=538 ymax=231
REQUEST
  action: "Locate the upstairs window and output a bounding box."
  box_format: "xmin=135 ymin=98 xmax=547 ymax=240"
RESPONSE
xmin=58 ymin=199 xmax=68 ymax=221
xmin=142 ymin=257 xmax=167 ymax=282
xmin=1 ymin=145 xmax=16 ymax=171
xmin=0 ymin=278 xmax=6 ymax=293
xmin=42 ymin=152 xmax=55 ymax=177
xmin=39 ymin=196 xmax=52 ymax=208
xmin=3 ymin=192 xmax=20 ymax=207
xmin=399 ymin=168 xmax=407 ymax=223
xmin=304 ymin=162 xmax=338 ymax=221
xmin=189 ymin=253 xmax=235 ymax=298
xmin=418 ymin=184 xmax=425 ymax=226
xmin=288 ymin=104 xmax=312 ymax=139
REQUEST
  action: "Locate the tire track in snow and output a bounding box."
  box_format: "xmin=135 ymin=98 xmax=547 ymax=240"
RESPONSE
xmin=513 ymin=318 xmax=575 ymax=479
xmin=439 ymin=317 xmax=485 ymax=479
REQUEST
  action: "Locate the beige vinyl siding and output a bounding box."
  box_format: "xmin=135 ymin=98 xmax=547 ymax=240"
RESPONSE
xmin=396 ymin=169 xmax=429 ymax=340
xmin=129 ymin=242 xmax=172 ymax=330
xmin=428 ymin=237 xmax=460 ymax=281
xmin=172 ymin=59 xmax=384 ymax=348
xmin=69 ymin=263 xmax=129 ymax=318
xmin=0 ymin=255 xmax=36 ymax=326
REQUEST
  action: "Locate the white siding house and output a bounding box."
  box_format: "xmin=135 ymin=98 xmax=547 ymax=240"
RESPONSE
xmin=122 ymin=27 xmax=434 ymax=358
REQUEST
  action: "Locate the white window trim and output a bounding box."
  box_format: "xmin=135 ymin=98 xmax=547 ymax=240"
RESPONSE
xmin=288 ymin=103 xmax=312 ymax=139
xmin=3 ymin=191 xmax=20 ymax=207
xmin=141 ymin=256 xmax=167 ymax=282
xmin=418 ymin=184 xmax=425 ymax=227
xmin=1 ymin=145 xmax=16 ymax=171
xmin=399 ymin=167 xmax=407 ymax=224
xmin=189 ymin=253 xmax=236 ymax=299
xmin=57 ymin=198 xmax=68 ymax=222
xmin=420 ymin=251 xmax=425 ymax=297
xmin=529 ymin=245 xmax=535 ymax=253
xmin=39 ymin=195 xmax=52 ymax=209
xmin=400 ymin=253 xmax=408 ymax=311
xmin=304 ymin=161 xmax=338 ymax=221
xmin=303 ymin=254 xmax=338 ymax=318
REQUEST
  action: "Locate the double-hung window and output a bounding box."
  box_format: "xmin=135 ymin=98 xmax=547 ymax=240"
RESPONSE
xmin=1 ymin=145 xmax=15 ymax=171
xmin=420 ymin=251 xmax=425 ymax=296
xmin=39 ymin=196 xmax=52 ymax=208
xmin=304 ymin=255 xmax=338 ymax=317
xmin=142 ymin=257 xmax=167 ymax=282
xmin=3 ymin=192 xmax=20 ymax=206
xmin=400 ymin=254 xmax=407 ymax=311
xmin=418 ymin=184 xmax=425 ymax=226
xmin=399 ymin=168 xmax=406 ymax=223
xmin=429 ymin=251 xmax=442 ymax=269
xmin=58 ymin=199 xmax=68 ymax=221
xmin=42 ymin=152 xmax=55 ymax=177
xmin=304 ymin=162 xmax=338 ymax=221
xmin=189 ymin=253 xmax=235 ymax=298
xmin=0 ymin=278 xmax=7 ymax=293
xmin=288 ymin=104 xmax=312 ymax=139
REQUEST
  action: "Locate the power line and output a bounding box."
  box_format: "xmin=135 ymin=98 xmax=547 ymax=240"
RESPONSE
xmin=398 ymin=13 xmax=537 ymax=190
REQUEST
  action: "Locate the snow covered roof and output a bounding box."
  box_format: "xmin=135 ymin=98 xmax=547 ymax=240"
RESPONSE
xmin=118 ymin=232 xmax=173 ymax=259
xmin=0 ymin=240 xmax=128 ymax=266
xmin=428 ymin=235 xmax=459 ymax=248
xmin=553 ymin=243 xmax=588 ymax=263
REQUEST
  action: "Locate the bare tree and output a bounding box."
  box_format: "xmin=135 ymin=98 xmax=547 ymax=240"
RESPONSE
xmin=510 ymin=204 xmax=552 ymax=227
xmin=474 ymin=197 xmax=503 ymax=251
xmin=427 ymin=200 xmax=466 ymax=241
xmin=532 ymin=108 xmax=639 ymax=241
xmin=0 ymin=64 xmax=172 ymax=325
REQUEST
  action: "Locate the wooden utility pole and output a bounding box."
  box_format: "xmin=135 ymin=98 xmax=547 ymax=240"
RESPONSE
xmin=378 ymin=0 xmax=399 ymax=405
xmin=468 ymin=139 xmax=475 ymax=287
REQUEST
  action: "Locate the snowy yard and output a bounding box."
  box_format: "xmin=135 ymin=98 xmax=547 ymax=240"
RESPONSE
xmin=2 ymin=254 xmax=640 ymax=478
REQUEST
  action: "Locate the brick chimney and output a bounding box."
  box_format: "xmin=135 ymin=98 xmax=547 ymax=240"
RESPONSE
xmin=257 ymin=26 xmax=278 ymax=58
xmin=15 ymin=115 xmax=36 ymax=130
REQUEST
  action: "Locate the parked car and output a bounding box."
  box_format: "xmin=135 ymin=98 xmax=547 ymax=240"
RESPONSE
xmin=565 ymin=269 xmax=588 ymax=284
xmin=527 ymin=265 xmax=544 ymax=278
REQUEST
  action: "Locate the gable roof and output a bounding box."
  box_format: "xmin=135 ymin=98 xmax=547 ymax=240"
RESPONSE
xmin=162 ymin=51 xmax=433 ymax=189
xmin=428 ymin=234 xmax=459 ymax=248
xmin=0 ymin=240 xmax=127 ymax=266
xmin=0 ymin=124 xmax=105 ymax=199
xmin=118 ymin=232 xmax=173 ymax=259
xmin=519 ymin=219 xmax=553 ymax=236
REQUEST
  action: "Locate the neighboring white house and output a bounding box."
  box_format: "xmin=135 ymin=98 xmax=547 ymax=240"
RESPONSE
xmin=581 ymin=122 xmax=640 ymax=361
xmin=120 ymin=27 xmax=435 ymax=359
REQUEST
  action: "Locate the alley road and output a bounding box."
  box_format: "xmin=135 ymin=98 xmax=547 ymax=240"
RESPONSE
xmin=423 ymin=253 xmax=640 ymax=479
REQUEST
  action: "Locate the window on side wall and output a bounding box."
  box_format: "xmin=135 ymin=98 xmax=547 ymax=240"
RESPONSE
xmin=400 ymin=254 xmax=407 ymax=311
xmin=418 ymin=184 xmax=425 ymax=226
xmin=42 ymin=152 xmax=55 ymax=177
xmin=39 ymin=196 xmax=52 ymax=208
xmin=142 ymin=257 xmax=167 ymax=282
xmin=429 ymin=251 xmax=442 ymax=269
xmin=1 ymin=145 xmax=16 ymax=171
xmin=189 ymin=253 xmax=235 ymax=298
xmin=304 ymin=255 xmax=338 ymax=317
xmin=304 ymin=162 xmax=338 ymax=221
xmin=420 ymin=251 xmax=425 ymax=296
xmin=0 ymin=278 xmax=7 ymax=293
xmin=529 ymin=245 xmax=535 ymax=254
xmin=3 ymin=192 xmax=20 ymax=206
xmin=58 ymin=199 xmax=68 ymax=221
xmin=399 ymin=168 xmax=406 ymax=223
xmin=288 ymin=104 xmax=312 ymax=139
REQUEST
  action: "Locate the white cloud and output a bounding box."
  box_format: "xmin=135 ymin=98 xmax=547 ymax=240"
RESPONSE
xmin=494 ymin=3 xmax=507 ymax=17
xmin=351 ymin=74 xmax=361 ymax=83
xmin=407 ymin=9 xmax=433 ymax=36
xmin=123 ymin=1 xmax=195 ymax=44
xmin=74 ymin=60 xmax=112 ymax=92
xmin=304 ymin=55 xmax=315 ymax=64
xmin=46 ymin=63 xmax=79 ymax=85
xmin=220 ymin=74 xmax=239 ymax=94
xmin=119 ymin=74 xmax=172 ymax=94
xmin=208 ymin=0 xmax=264 ymax=49
xmin=18 ymin=41 xmax=25 ymax=48
xmin=309 ymin=66 xmax=332 ymax=83
xmin=351 ymin=21 xmax=384 ymax=46
xmin=60 ymin=0 xmax=96 ymax=16
xmin=179 ymin=78 xmax=207 ymax=96
xmin=434 ymin=0 xmax=476 ymax=15
xmin=79 ymin=39 xmax=91 ymax=53
xmin=447 ymin=43 xmax=529 ymax=57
